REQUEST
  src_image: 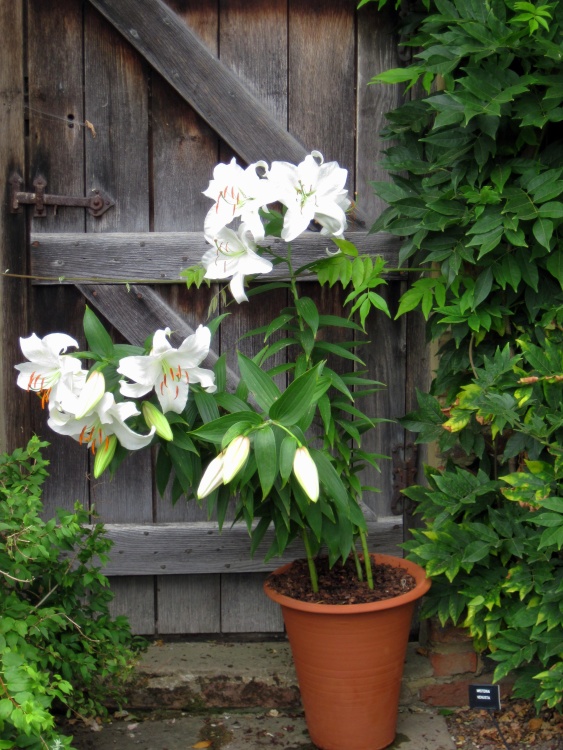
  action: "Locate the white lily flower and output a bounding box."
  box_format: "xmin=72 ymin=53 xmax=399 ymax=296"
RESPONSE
xmin=15 ymin=332 xmax=85 ymax=409
xmin=292 ymin=446 xmax=319 ymax=502
xmin=197 ymin=454 xmax=225 ymax=499
xmin=269 ymin=151 xmax=350 ymax=242
xmin=202 ymin=224 xmax=273 ymax=303
xmin=117 ymin=326 xmax=216 ymax=414
xmin=48 ymin=392 xmax=156 ymax=453
xmin=73 ymin=370 xmax=106 ymax=420
xmin=203 ymin=157 xmax=275 ymax=241
xmin=222 ymin=435 xmax=250 ymax=484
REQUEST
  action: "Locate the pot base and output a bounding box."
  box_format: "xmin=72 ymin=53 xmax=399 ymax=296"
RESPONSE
xmin=264 ymin=554 xmax=431 ymax=750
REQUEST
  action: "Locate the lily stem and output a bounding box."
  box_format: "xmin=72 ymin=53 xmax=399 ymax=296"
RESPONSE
xmin=359 ymin=529 xmax=374 ymax=589
xmin=302 ymin=530 xmax=319 ymax=593
xmin=352 ymin=547 xmax=364 ymax=582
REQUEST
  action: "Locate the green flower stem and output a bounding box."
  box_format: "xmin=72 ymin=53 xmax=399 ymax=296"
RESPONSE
xmin=352 ymin=546 xmax=364 ymax=582
xmin=358 ymin=528 xmax=374 ymax=589
xmin=302 ymin=530 xmax=319 ymax=593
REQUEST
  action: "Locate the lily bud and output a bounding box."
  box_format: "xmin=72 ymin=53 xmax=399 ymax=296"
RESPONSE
xmin=93 ymin=435 xmax=117 ymax=479
xmin=293 ymin=447 xmax=319 ymax=502
xmin=222 ymin=435 xmax=250 ymax=484
xmin=197 ymin=454 xmax=225 ymax=499
xmin=142 ymin=401 xmax=173 ymax=441
xmin=74 ymin=370 xmax=106 ymax=419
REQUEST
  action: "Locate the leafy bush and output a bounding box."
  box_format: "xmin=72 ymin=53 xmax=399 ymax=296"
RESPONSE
xmin=363 ymin=0 xmax=563 ymax=709
xmin=0 ymin=437 xmax=139 ymax=749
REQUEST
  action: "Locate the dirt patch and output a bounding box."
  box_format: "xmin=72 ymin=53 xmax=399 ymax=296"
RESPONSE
xmin=266 ymin=556 xmax=416 ymax=605
xmin=445 ymin=697 xmax=563 ymax=749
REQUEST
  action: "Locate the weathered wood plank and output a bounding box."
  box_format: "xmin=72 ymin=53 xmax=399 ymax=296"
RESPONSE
xmin=0 ymin=0 xmax=27 ymax=454
xmin=356 ymin=2 xmax=403 ymax=223
xmin=152 ymin=0 xmax=222 ymax=633
xmin=83 ymin=4 xmax=155 ymax=629
xmin=87 ymin=0 xmax=302 ymax=164
xmin=108 ymin=577 xmax=156 ymax=635
xmin=157 ymin=575 xmax=222 ymax=634
xmin=93 ymin=518 xmax=403 ymax=576
xmin=31 ymin=231 xmax=401 ymax=282
xmin=362 ymin=282 xmax=407 ymax=518
xmin=27 ymin=0 xmax=89 ymax=510
xmin=86 ymin=0 xmax=370 ymax=229
xmin=221 ymin=574 xmax=284 ymax=633
xmin=289 ymin=0 xmax=355 ymax=175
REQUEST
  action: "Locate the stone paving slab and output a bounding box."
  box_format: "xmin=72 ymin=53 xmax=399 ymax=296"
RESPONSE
xmin=67 ymin=705 xmax=455 ymax=750
xmin=123 ymin=641 xmax=434 ymax=711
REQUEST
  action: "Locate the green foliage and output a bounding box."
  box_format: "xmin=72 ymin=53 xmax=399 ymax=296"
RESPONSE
xmin=0 ymin=437 xmax=139 ymax=748
xmin=367 ymin=0 xmax=563 ymax=710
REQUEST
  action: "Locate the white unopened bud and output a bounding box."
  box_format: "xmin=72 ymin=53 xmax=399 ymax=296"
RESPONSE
xmin=293 ymin=447 xmax=319 ymax=502
xmin=223 ymin=435 xmax=250 ymax=484
xmin=197 ymin=454 xmax=225 ymax=499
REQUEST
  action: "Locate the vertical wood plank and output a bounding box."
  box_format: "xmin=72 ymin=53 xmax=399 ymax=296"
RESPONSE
xmin=152 ymin=0 xmax=222 ymax=634
xmin=356 ymin=3 xmax=405 ymax=525
xmin=27 ymin=0 xmax=89 ymax=512
xmin=356 ymin=3 xmax=402 ymax=223
xmin=362 ymin=282 xmax=406 ymax=525
xmin=289 ymin=0 xmax=355 ymax=167
xmin=0 ymin=0 xmax=28 ymax=454
xmin=108 ymin=577 xmax=156 ymax=635
xmin=157 ymin=575 xmax=221 ymax=634
xmin=217 ymin=0 xmax=290 ymax=632
xmin=221 ymin=574 xmax=284 ymax=633
xmin=83 ymin=3 xmax=156 ymax=631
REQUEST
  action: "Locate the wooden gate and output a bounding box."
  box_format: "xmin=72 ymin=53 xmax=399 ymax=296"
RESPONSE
xmin=0 ymin=0 xmax=429 ymax=634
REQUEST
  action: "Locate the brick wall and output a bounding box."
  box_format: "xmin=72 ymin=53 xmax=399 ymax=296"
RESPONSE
xmin=401 ymin=619 xmax=514 ymax=708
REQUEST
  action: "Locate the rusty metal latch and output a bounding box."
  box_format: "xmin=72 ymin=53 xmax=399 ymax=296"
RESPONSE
xmin=9 ymin=173 xmax=115 ymax=218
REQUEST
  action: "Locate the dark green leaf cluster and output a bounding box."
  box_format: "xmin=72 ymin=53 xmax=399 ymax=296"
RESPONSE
xmin=159 ymin=295 xmax=388 ymax=570
xmin=365 ymin=0 xmax=563 ymax=709
xmin=0 ymin=437 xmax=139 ymax=749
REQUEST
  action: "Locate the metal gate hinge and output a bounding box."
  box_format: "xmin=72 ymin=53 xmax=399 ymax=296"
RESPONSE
xmin=9 ymin=173 xmax=115 ymax=218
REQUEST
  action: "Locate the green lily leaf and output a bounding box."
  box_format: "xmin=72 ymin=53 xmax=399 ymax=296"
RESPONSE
xmin=254 ymin=425 xmax=277 ymax=498
xmin=237 ymin=352 xmax=281 ymax=411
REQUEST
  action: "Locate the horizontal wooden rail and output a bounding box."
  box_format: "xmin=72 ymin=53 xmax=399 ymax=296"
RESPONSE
xmin=30 ymin=231 xmax=403 ymax=284
xmin=91 ymin=518 xmax=403 ymax=576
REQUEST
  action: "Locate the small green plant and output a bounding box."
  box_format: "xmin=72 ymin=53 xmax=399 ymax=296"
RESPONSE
xmin=0 ymin=437 xmax=139 ymax=749
xmin=362 ymin=0 xmax=563 ymax=710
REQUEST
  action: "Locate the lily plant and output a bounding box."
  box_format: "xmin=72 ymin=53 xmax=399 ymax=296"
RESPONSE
xmin=16 ymin=151 xmax=391 ymax=593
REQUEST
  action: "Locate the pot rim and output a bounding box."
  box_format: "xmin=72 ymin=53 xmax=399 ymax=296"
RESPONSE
xmin=263 ymin=553 xmax=431 ymax=614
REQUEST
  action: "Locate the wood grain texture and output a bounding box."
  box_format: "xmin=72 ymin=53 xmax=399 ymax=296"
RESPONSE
xmin=0 ymin=0 xmax=28 ymax=453
xmin=157 ymin=574 xmax=222 ymax=634
xmin=27 ymin=0 xmax=89 ymax=511
xmin=86 ymin=0 xmax=308 ymax=165
xmin=152 ymin=1 xmax=219 ymax=232
xmin=89 ymin=518 xmax=403 ymax=575
xmin=217 ymin=0 xmax=302 ymax=631
xmin=108 ymin=577 xmax=156 ymax=635
xmin=289 ymin=0 xmax=355 ymax=172
xmin=361 ymin=282 xmax=407 ymax=521
xmin=221 ymin=574 xmax=284 ymax=633
xmin=83 ymin=3 xmax=155 ymax=626
xmin=356 ymin=3 xmax=403 ymax=224
xmin=151 ymin=1 xmax=222 ymax=631
xmin=30 ymin=231 xmax=401 ymax=282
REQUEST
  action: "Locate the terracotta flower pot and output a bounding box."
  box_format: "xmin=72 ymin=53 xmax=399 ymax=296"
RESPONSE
xmin=263 ymin=554 xmax=431 ymax=750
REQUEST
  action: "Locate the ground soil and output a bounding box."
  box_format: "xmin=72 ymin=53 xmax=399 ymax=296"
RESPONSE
xmin=445 ymin=698 xmax=563 ymax=749
xmin=266 ymin=556 xmax=416 ymax=605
